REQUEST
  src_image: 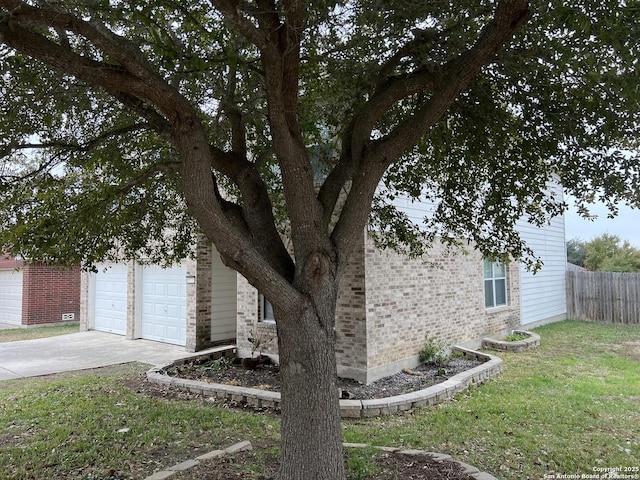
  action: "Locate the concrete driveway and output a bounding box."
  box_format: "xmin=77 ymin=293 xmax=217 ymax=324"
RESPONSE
xmin=0 ymin=331 xmax=223 ymax=381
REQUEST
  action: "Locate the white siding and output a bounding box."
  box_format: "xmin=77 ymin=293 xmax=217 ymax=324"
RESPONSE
xmin=389 ymin=194 xmax=438 ymax=225
xmin=517 ymin=183 xmax=567 ymax=325
xmin=211 ymin=254 xmax=238 ymax=343
xmin=386 ymin=181 xmax=567 ymax=326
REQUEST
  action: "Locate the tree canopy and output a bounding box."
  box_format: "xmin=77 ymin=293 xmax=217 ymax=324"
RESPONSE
xmin=1 ymin=1 xmax=638 ymax=270
xmin=568 ymin=234 xmax=640 ymax=272
xmin=1 ymin=1 xmax=639 ymax=478
xmin=567 ymin=237 xmax=588 ymax=267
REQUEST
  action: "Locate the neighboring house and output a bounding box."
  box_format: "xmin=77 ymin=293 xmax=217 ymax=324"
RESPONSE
xmin=0 ymin=256 xmax=81 ymax=326
xmin=80 ymin=189 xmax=567 ymax=383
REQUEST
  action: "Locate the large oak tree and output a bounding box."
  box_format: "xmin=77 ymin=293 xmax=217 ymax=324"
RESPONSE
xmin=1 ymin=1 xmax=638 ymax=478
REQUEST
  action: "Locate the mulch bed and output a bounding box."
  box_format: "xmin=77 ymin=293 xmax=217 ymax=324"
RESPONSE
xmin=154 ymin=357 xmax=488 ymax=479
xmin=174 ymin=448 xmax=478 ymax=480
xmin=163 ymin=356 xmax=482 ymax=400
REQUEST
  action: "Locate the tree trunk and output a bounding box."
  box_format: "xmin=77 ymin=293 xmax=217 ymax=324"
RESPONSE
xmin=275 ymin=291 xmax=346 ymax=480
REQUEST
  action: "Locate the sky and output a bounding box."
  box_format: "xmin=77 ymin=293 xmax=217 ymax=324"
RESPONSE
xmin=564 ymin=197 xmax=640 ymax=248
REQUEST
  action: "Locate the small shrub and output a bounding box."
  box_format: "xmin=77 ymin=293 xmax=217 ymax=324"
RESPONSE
xmin=202 ymin=356 xmax=233 ymax=371
xmin=505 ymin=332 xmax=529 ymax=342
xmin=418 ymin=336 xmax=451 ymax=367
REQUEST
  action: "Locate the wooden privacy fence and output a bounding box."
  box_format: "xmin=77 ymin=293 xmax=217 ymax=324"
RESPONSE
xmin=566 ymin=271 xmax=640 ymax=325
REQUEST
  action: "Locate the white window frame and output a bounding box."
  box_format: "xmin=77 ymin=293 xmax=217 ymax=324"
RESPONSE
xmin=484 ymin=259 xmax=508 ymax=309
xmin=259 ymin=294 xmax=276 ymax=323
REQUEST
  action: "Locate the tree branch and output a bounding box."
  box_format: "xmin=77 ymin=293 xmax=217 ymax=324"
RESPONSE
xmin=1 ymin=0 xmax=296 ymax=300
xmin=1 ymin=0 xmax=157 ymax=80
xmin=0 ymin=19 xmax=143 ymax=94
xmin=208 ymin=0 xmax=267 ymax=48
xmin=0 ymin=123 xmax=155 ymax=160
xmin=330 ymin=0 xmax=532 ymax=260
xmin=374 ymin=0 xmax=531 ymax=164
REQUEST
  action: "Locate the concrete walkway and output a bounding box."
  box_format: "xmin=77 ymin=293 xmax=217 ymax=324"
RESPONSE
xmin=0 ymin=331 xmax=220 ymax=381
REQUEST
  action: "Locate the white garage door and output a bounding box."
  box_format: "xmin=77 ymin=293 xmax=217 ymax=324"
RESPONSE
xmin=0 ymin=269 xmax=23 ymax=325
xmin=93 ymin=264 xmax=127 ymax=335
xmin=141 ymin=264 xmax=186 ymax=346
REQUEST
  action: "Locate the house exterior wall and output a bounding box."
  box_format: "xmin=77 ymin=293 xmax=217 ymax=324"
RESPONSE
xmin=518 ymin=215 xmax=567 ymax=326
xmin=234 ymin=233 xmax=520 ymax=384
xmin=334 ymin=233 xmax=368 ymax=377
xmin=388 ymin=180 xmax=567 ymax=329
xmin=21 ymin=263 xmax=81 ymax=325
xmin=236 ymin=274 xmax=275 ymax=357
xmin=361 ymin=236 xmax=520 ymax=383
xmin=0 ymin=256 xmax=24 ymax=269
xmin=234 ymin=234 xmax=369 ymax=372
xmin=517 ymin=182 xmax=567 ymax=326
xmin=186 ymin=239 xmax=214 ymax=352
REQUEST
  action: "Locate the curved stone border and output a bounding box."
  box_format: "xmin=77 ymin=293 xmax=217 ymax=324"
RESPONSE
xmin=143 ymin=440 xmax=497 ymax=480
xmin=343 ymin=443 xmax=498 ymax=480
xmin=147 ymin=346 xmax=502 ymax=418
xmin=482 ymin=330 xmax=540 ymax=353
xmin=143 ymin=440 xmax=253 ymax=480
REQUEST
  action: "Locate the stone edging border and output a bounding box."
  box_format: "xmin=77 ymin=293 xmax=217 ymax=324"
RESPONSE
xmin=142 ymin=440 xmax=253 ymax=480
xmin=482 ymin=329 xmax=541 ymax=353
xmin=142 ymin=440 xmax=497 ymax=480
xmin=147 ymin=346 xmax=502 ymax=418
xmin=342 ymin=443 xmax=498 ymax=480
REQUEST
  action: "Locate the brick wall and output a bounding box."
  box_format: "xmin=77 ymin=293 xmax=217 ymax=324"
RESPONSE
xmin=0 ymin=256 xmax=24 ymax=269
xmin=232 ymin=233 xmax=521 ymax=383
xmin=234 ymin=238 xmax=369 ymax=368
xmin=235 ymin=274 xmax=274 ymax=358
xmin=334 ymin=232 xmax=368 ymax=376
xmin=363 ymin=235 xmax=520 ymax=381
xmin=186 ymin=238 xmax=213 ymax=352
xmin=21 ymin=263 xmax=81 ymax=325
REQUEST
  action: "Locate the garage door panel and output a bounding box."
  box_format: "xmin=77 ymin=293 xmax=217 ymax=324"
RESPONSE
xmin=141 ymin=264 xmax=186 ymax=346
xmin=93 ymin=264 xmax=127 ymax=335
xmin=0 ymin=269 xmax=23 ymax=325
xmin=167 ymin=284 xmax=181 ymax=297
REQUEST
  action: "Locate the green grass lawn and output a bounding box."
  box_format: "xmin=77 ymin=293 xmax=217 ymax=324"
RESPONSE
xmin=0 ymin=323 xmax=79 ymax=343
xmin=345 ymin=321 xmax=640 ymax=479
xmin=0 ymin=364 xmax=280 ymax=480
xmin=0 ymin=320 xmax=638 ymax=479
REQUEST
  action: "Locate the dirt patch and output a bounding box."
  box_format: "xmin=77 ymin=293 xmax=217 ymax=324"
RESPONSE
xmin=123 ymin=379 xmax=486 ymax=479
xmin=2 ymin=364 xmax=492 ymax=480
xmin=174 ymin=448 xmax=479 ymax=480
xmin=162 ymin=357 xmax=482 ymax=400
xmin=622 ymin=340 xmax=640 ymax=361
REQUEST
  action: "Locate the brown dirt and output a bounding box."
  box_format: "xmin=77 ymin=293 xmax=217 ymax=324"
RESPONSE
xmin=172 ymin=448 xmax=478 ymax=480
xmin=162 ymin=356 xmax=481 ymax=400
xmin=622 ymin=340 xmax=640 ymax=361
xmin=148 ymin=359 xmax=487 ymax=479
xmin=125 ymin=376 xmax=482 ymax=480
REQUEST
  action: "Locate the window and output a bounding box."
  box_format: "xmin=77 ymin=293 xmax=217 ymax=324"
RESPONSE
xmin=484 ymin=259 xmax=507 ymax=308
xmin=259 ymin=294 xmax=275 ymax=323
